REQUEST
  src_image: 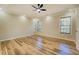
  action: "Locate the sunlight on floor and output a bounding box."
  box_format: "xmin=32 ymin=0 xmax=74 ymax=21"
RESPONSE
xmin=36 ymin=37 xmax=43 ymax=49
xmin=58 ymin=43 xmax=71 ymax=55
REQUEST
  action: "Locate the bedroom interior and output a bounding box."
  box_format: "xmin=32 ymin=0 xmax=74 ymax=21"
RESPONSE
xmin=0 ymin=4 xmax=79 ymax=55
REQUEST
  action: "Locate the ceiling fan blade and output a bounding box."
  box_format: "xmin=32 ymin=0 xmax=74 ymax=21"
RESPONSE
xmin=40 ymin=4 xmax=43 ymax=8
xmin=37 ymin=4 xmax=43 ymax=8
xmin=40 ymin=9 xmax=46 ymax=11
xmin=32 ymin=5 xmax=37 ymax=9
xmin=38 ymin=4 xmax=40 ymax=7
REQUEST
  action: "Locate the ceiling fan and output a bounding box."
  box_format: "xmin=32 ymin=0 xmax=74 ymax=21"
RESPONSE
xmin=32 ymin=4 xmax=46 ymax=13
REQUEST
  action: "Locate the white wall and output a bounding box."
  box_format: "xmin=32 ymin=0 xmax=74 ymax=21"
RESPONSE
xmin=76 ymin=8 xmax=79 ymax=51
xmin=0 ymin=13 xmax=34 ymax=41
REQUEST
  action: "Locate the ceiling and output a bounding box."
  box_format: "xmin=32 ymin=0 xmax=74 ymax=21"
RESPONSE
xmin=0 ymin=4 xmax=78 ymax=18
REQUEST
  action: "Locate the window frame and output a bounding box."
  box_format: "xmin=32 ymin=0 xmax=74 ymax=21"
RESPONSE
xmin=60 ymin=16 xmax=72 ymax=34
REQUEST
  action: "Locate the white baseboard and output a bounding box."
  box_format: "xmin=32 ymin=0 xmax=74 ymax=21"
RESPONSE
xmin=0 ymin=34 xmax=34 ymax=41
xmin=36 ymin=34 xmax=75 ymax=43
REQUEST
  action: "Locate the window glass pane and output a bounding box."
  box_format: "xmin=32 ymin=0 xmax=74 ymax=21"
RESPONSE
xmin=60 ymin=16 xmax=71 ymax=34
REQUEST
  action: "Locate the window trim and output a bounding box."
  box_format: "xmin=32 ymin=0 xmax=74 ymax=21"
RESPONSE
xmin=60 ymin=16 xmax=72 ymax=34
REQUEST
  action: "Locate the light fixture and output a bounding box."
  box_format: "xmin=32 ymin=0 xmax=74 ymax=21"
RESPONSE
xmin=37 ymin=9 xmax=41 ymax=13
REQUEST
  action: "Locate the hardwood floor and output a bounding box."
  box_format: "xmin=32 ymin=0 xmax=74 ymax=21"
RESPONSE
xmin=0 ymin=35 xmax=79 ymax=55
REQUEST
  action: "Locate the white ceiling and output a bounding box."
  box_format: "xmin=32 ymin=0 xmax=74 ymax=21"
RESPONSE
xmin=0 ymin=4 xmax=78 ymax=18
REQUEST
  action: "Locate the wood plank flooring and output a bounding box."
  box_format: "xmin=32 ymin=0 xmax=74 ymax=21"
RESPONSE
xmin=0 ymin=35 xmax=79 ymax=55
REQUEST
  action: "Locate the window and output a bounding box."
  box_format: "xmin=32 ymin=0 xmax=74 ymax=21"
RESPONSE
xmin=60 ymin=16 xmax=71 ymax=34
xmin=33 ymin=19 xmax=42 ymax=32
